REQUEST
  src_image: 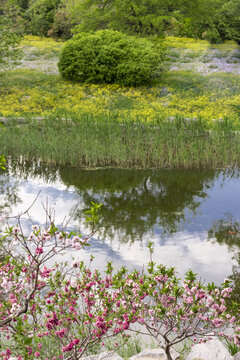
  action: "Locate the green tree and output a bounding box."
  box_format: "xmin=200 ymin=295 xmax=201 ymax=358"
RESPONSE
xmin=219 ymin=0 xmax=240 ymax=43
xmin=182 ymin=0 xmax=240 ymax=43
xmin=0 ymin=8 xmax=23 ymax=69
xmin=47 ymin=5 xmax=71 ymax=38
xmin=67 ymin=0 xmax=172 ymax=35
xmin=66 ymin=0 xmax=240 ymax=42
xmin=7 ymin=0 xmax=29 ymax=10
xmin=4 ymin=0 xmax=240 ymax=42
xmin=66 ymin=0 xmax=114 ymax=32
xmin=26 ymin=0 xmax=61 ymax=36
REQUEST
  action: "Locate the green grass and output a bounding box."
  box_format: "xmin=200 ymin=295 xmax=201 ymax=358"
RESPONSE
xmin=1 ymin=115 xmax=240 ymax=169
xmin=115 ymin=336 xmax=142 ymax=359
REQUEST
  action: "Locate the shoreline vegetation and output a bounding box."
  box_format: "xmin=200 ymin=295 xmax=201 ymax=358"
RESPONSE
xmin=1 ymin=116 xmax=240 ymax=169
xmin=0 ymin=36 xmax=240 ymax=169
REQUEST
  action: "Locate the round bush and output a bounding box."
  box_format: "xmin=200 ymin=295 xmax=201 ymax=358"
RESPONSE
xmin=58 ymin=30 xmax=165 ymax=86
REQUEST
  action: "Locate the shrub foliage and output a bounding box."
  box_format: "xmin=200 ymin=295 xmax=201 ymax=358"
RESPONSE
xmin=58 ymin=30 xmax=165 ymax=86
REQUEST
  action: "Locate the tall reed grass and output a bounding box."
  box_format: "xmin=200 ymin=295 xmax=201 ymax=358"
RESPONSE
xmin=1 ymin=115 xmax=239 ymax=169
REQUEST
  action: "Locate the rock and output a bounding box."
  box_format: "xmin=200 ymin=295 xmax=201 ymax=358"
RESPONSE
xmin=234 ymin=352 xmax=240 ymax=360
xmin=9 ymin=354 xmax=122 ymax=360
xmin=186 ymin=338 xmax=233 ymax=360
xmin=82 ymin=351 xmax=123 ymax=360
xmin=129 ymin=348 xmax=179 ymax=360
xmin=160 ymin=87 xmax=170 ymax=96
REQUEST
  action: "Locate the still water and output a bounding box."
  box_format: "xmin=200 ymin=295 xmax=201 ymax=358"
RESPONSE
xmin=1 ymin=162 xmax=240 ymax=284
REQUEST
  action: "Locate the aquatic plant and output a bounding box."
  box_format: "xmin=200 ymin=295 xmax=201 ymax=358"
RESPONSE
xmin=1 ymin=115 xmax=240 ymax=169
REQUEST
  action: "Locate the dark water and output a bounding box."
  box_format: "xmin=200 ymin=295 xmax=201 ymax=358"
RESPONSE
xmin=0 ymin=162 xmax=240 ymax=286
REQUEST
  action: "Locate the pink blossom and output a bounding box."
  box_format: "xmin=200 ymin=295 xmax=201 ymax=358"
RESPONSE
xmin=35 ymin=247 xmax=43 ymax=255
xmin=32 ymin=225 xmax=39 ymax=231
xmin=55 ymin=329 xmax=68 ymax=338
xmin=70 ymin=279 xmax=77 ymax=288
xmin=212 ymin=318 xmax=224 ymax=328
xmin=62 ymin=342 xmax=74 ymax=352
xmin=12 ymin=227 xmax=20 ymax=235
xmin=72 ymin=260 xmax=80 ymax=268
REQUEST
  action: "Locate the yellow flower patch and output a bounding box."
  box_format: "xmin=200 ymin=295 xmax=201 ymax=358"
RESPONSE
xmin=21 ymin=36 xmax=63 ymax=52
xmin=1 ymin=69 xmax=239 ymax=125
xmin=165 ymin=36 xmax=238 ymax=52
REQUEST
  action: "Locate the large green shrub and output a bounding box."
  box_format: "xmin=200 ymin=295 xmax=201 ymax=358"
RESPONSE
xmin=58 ymin=30 xmax=165 ymax=86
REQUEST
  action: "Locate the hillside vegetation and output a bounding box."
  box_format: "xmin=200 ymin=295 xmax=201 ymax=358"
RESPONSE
xmin=5 ymin=0 xmax=240 ymax=44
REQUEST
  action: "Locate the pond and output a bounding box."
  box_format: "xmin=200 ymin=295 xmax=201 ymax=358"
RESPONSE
xmin=0 ymin=161 xmax=239 ymax=285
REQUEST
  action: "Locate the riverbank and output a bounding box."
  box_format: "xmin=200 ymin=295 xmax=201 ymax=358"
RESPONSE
xmin=0 ymin=36 xmax=240 ymax=169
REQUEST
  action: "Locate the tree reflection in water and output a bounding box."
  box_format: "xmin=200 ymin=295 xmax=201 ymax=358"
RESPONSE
xmin=6 ymin=161 xmax=240 ymax=244
xmin=59 ymin=167 xmax=218 ymax=242
xmin=0 ymin=168 xmax=21 ymax=220
xmin=208 ymin=215 xmax=240 ymax=310
xmin=1 ymin=160 xmax=240 ymax=285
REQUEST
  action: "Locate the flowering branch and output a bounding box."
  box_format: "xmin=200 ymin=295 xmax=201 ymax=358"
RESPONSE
xmin=0 ymin=214 xmax=239 ymax=360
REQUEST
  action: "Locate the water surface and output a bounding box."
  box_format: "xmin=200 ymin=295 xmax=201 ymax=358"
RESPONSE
xmin=1 ymin=162 xmax=239 ymax=285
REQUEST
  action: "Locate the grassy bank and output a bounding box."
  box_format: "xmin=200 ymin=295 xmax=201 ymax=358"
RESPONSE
xmin=1 ymin=116 xmax=240 ymax=168
xmin=1 ymin=35 xmax=240 ymax=169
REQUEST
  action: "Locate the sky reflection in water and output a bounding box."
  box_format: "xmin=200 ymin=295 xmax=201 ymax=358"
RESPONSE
xmin=0 ymin=163 xmax=240 ymax=284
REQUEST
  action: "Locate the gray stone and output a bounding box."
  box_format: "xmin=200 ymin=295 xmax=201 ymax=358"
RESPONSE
xmin=82 ymin=351 xmax=123 ymax=360
xmin=9 ymin=354 xmax=123 ymax=360
xmin=160 ymin=87 xmax=170 ymax=96
xmin=130 ymin=348 xmax=179 ymax=360
xmin=234 ymin=352 xmax=240 ymax=360
xmin=186 ymin=338 xmax=233 ymax=360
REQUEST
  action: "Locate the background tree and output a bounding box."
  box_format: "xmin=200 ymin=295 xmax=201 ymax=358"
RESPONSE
xmin=67 ymin=0 xmax=240 ymax=42
xmin=4 ymin=0 xmax=240 ymax=42
xmin=0 ymin=6 xmax=23 ymax=69
xmin=7 ymin=0 xmax=29 ymax=10
xmin=25 ymin=0 xmax=61 ymax=36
